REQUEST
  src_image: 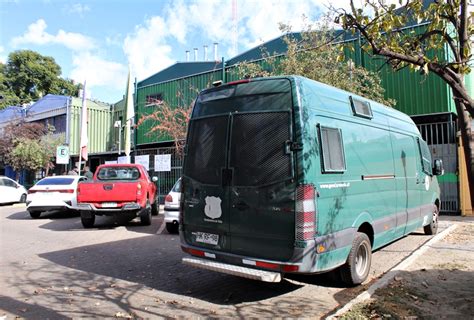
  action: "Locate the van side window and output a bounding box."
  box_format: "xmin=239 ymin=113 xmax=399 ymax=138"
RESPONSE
xmin=319 ymin=126 xmax=346 ymax=172
xmin=418 ymin=139 xmax=433 ymax=176
xmin=350 ymin=96 xmax=373 ymax=119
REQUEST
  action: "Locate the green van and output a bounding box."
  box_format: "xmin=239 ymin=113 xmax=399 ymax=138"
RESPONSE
xmin=180 ymin=76 xmax=443 ymax=285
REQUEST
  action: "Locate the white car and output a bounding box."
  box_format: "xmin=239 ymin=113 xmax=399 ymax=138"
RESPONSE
xmin=27 ymin=175 xmax=87 ymax=218
xmin=164 ymin=178 xmax=181 ymax=234
xmin=0 ymin=176 xmax=27 ymax=205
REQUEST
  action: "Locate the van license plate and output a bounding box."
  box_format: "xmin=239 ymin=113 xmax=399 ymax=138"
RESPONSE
xmin=195 ymin=232 xmax=219 ymax=245
xmin=102 ymin=202 xmax=117 ymax=208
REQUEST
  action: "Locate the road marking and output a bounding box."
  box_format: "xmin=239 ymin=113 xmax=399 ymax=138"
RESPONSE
xmin=156 ymin=218 xmax=166 ymax=234
xmin=326 ymin=223 xmax=458 ymax=320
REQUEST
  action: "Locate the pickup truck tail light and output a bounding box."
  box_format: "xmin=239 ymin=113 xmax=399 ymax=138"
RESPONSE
xmin=77 ymin=184 xmax=81 ymax=196
xmin=136 ymin=183 xmax=142 ymax=196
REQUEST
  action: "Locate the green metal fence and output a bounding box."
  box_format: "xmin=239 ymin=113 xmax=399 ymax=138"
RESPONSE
xmin=135 ymin=146 xmax=183 ymax=203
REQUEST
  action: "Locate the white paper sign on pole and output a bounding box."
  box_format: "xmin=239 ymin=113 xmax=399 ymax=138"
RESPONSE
xmin=117 ymin=156 xmax=131 ymax=164
xmin=104 ymin=160 xmax=117 ymax=164
xmin=154 ymin=154 xmax=171 ymax=172
xmin=134 ymin=155 xmax=150 ymax=170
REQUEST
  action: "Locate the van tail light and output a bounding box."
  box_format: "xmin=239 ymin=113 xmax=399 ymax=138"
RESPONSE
xmin=296 ymin=184 xmax=316 ymax=241
xmin=164 ymin=194 xmax=173 ymax=204
xmin=136 ymin=183 xmax=142 ymax=196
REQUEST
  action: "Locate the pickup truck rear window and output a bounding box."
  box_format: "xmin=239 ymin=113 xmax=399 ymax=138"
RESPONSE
xmin=97 ymin=167 xmax=140 ymax=180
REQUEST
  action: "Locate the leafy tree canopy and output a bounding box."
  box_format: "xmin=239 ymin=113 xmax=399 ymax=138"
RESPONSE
xmin=0 ymin=50 xmax=81 ymax=109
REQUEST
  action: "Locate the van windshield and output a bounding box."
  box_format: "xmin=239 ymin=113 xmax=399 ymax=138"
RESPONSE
xmin=185 ymin=79 xmax=293 ymax=187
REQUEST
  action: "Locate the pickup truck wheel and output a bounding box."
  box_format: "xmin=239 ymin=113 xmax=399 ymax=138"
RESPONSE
xmin=340 ymin=232 xmax=372 ymax=286
xmin=81 ymin=211 xmax=95 ymax=228
xmin=29 ymin=210 xmax=41 ymax=219
xmin=151 ymin=197 xmax=159 ymax=216
xmin=140 ymin=201 xmax=152 ymax=225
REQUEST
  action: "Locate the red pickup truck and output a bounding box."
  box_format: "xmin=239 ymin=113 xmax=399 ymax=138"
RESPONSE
xmin=76 ymin=163 xmax=158 ymax=228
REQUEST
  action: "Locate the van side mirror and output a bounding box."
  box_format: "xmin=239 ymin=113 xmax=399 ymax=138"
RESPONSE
xmin=152 ymin=176 xmax=158 ymax=182
xmin=433 ymin=159 xmax=444 ymax=176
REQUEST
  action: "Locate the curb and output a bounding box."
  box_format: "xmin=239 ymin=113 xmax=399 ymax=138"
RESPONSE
xmin=326 ymin=223 xmax=458 ymax=319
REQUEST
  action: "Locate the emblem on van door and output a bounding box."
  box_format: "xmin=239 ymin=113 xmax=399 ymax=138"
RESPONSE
xmin=204 ymin=196 xmax=222 ymax=219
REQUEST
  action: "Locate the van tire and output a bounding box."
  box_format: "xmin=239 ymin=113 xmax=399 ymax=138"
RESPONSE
xmin=340 ymin=232 xmax=372 ymax=286
xmin=29 ymin=210 xmax=41 ymax=219
xmin=81 ymin=211 xmax=95 ymax=228
xmin=140 ymin=200 xmax=152 ymax=226
xmin=166 ymin=222 xmax=179 ymax=234
xmin=424 ymin=206 xmax=439 ymax=235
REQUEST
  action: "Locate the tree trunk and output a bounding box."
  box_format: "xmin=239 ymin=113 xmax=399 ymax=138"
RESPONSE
xmin=455 ymin=100 xmax=474 ymax=210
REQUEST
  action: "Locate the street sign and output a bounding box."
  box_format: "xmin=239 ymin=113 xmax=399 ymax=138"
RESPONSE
xmin=56 ymin=146 xmax=70 ymax=164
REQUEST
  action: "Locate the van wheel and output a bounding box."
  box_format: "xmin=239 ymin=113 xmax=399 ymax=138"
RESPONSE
xmin=81 ymin=211 xmax=95 ymax=228
xmin=340 ymin=232 xmax=372 ymax=286
xmin=29 ymin=210 xmax=41 ymax=219
xmin=140 ymin=201 xmax=152 ymax=225
xmin=166 ymin=222 xmax=179 ymax=234
xmin=424 ymin=206 xmax=439 ymax=235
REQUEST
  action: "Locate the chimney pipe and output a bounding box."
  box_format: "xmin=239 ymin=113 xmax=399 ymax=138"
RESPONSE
xmin=213 ymin=43 xmax=218 ymax=61
xmin=204 ymin=45 xmax=208 ymax=61
xmin=185 ymin=50 xmax=190 ymax=62
xmin=194 ymin=48 xmax=198 ymax=61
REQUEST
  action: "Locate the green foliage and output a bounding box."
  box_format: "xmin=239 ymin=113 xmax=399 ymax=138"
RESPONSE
xmin=10 ymin=138 xmax=45 ymax=173
xmin=235 ymin=19 xmax=394 ymax=106
xmin=0 ymin=50 xmax=81 ymax=109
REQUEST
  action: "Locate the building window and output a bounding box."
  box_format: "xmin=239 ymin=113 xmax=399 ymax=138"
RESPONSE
xmin=350 ymin=96 xmax=373 ymax=119
xmin=319 ymin=126 xmax=346 ymax=173
xmin=145 ymin=94 xmax=164 ymax=107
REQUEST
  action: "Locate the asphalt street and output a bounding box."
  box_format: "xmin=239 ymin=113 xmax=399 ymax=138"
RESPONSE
xmin=0 ymin=204 xmax=449 ymax=319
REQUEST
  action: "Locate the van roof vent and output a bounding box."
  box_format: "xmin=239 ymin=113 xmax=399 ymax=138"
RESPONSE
xmin=350 ymin=96 xmax=373 ymax=119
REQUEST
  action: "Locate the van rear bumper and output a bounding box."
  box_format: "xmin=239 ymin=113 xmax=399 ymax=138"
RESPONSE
xmin=182 ymin=257 xmax=282 ymax=282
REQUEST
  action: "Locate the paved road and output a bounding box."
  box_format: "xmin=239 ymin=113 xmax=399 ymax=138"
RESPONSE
xmin=0 ymin=204 xmax=449 ymax=319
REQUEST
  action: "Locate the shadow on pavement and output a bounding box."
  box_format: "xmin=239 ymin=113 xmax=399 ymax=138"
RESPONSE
xmin=38 ymin=234 xmax=305 ymax=305
xmin=0 ymin=295 xmax=66 ymax=319
xmin=7 ymin=209 xmax=79 ymax=220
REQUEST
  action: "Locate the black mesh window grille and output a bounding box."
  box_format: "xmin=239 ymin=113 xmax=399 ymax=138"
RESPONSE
xmin=230 ymin=112 xmax=292 ymax=186
xmin=184 ymin=116 xmax=228 ymax=185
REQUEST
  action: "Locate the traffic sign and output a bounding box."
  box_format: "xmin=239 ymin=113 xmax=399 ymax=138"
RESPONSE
xmin=56 ymin=145 xmax=70 ymax=164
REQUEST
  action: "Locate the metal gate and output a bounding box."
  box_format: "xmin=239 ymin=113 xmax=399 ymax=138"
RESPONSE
xmin=135 ymin=146 xmax=183 ymax=204
xmin=417 ymin=120 xmax=459 ymax=214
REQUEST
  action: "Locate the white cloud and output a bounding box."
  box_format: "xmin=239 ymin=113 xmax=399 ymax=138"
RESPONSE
xmin=11 ymin=19 xmax=96 ymax=52
xmin=123 ymin=16 xmax=175 ymax=80
xmin=70 ymin=52 xmax=126 ymax=90
xmin=67 ymin=3 xmax=90 ymax=16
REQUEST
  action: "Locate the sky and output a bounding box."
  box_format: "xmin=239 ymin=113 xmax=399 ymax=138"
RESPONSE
xmin=0 ymin=0 xmax=354 ymax=104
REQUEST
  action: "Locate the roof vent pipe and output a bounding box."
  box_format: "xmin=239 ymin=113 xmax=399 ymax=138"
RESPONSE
xmin=213 ymin=43 xmax=218 ymax=61
xmin=204 ymin=45 xmax=208 ymax=61
xmin=185 ymin=50 xmax=190 ymax=62
xmin=194 ymin=48 xmax=198 ymax=61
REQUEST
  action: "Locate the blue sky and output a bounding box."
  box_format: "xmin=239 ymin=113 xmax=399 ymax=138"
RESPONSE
xmin=0 ymin=0 xmax=345 ymax=103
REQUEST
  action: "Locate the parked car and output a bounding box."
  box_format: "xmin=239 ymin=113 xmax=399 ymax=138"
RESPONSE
xmin=180 ymin=76 xmax=443 ymax=285
xmin=76 ymin=164 xmax=158 ymax=228
xmin=26 ymin=175 xmax=87 ymax=218
xmin=164 ymin=178 xmax=181 ymax=234
xmin=0 ymin=176 xmax=27 ymax=205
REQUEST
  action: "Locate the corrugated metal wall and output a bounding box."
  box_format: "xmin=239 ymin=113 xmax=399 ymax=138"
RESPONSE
xmin=69 ymin=104 xmax=113 ymax=155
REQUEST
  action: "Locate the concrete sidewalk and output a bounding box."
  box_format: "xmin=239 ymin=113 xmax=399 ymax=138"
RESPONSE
xmin=330 ymin=216 xmax=474 ymax=319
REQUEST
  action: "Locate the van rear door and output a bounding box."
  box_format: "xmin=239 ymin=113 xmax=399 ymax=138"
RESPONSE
xmin=182 ymin=78 xmax=297 ymax=261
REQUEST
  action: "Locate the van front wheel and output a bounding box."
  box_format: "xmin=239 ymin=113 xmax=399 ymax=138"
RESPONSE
xmin=340 ymin=232 xmax=372 ymax=286
xmin=424 ymin=206 xmax=439 ymax=235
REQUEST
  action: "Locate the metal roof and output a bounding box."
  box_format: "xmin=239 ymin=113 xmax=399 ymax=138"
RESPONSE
xmin=0 ymin=106 xmax=25 ymax=124
xmin=138 ymin=61 xmax=223 ymax=88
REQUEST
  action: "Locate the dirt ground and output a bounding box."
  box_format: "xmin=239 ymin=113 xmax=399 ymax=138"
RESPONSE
xmin=340 ymin=221 xmax=474 ymax=320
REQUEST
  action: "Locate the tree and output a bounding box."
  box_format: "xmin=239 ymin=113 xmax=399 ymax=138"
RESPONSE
xmin=9 ymin=138 xmax=46 ymax=178
xmin=137 ymin=99 xmax=192 ymax=156
xmin=236 ymin=20 xmax=394 ymax=106
xmin=0 ymin=50 xmax=81 ymax=109
xmin=334 ymin=0 xmax=474 ymax=206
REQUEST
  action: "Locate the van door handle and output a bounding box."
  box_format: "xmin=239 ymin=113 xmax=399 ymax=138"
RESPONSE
xmin=233 ymin=201 xmax=250 ymax=211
